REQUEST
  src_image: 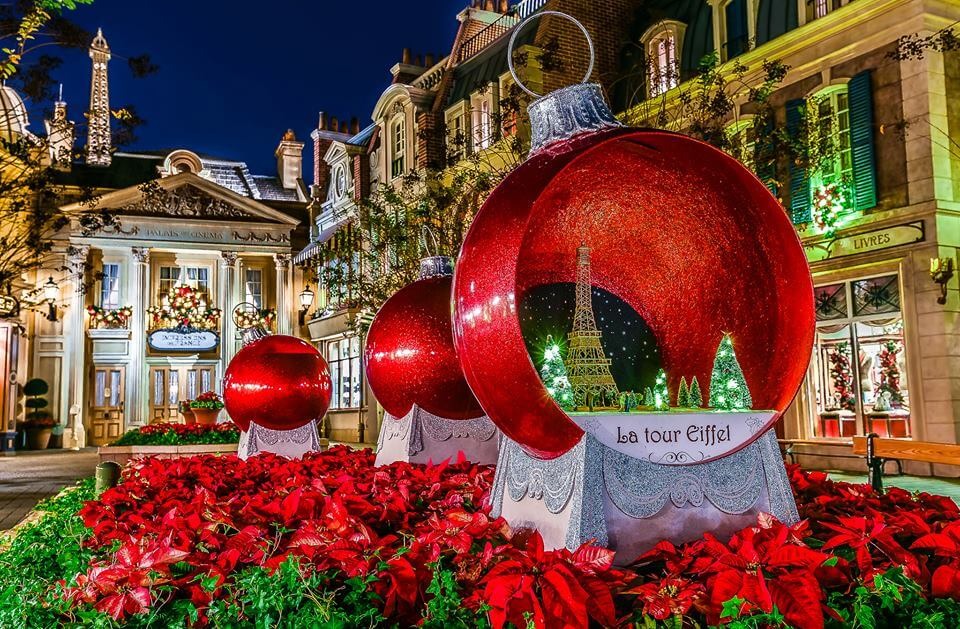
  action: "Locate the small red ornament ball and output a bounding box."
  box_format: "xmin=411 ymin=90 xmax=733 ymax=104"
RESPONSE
xmin=223 ymin=335 xmax=332 ymax=432
xmin=453 ymin=128 xmax=815 ymax=459
xmin=365 ymin=275 xmax=484 ymax=420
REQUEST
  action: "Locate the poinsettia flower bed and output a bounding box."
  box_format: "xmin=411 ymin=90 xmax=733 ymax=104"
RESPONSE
xmin=109 ymin=422 xmax=240 ymax=446
xmin=11 ymin=448 xmax=960 ymax=627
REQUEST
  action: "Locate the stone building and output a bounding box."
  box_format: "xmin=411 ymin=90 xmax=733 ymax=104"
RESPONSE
xmin=0 ymin=30 xmax=309 ymax=449
xmin=299 ymin=0 xmax=960 ymax=469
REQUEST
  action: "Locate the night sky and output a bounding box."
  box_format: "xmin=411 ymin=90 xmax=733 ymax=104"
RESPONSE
xmin=519 ymin=283 xmax=662 ymax=393
xmin=26 ymin=0 xmax=460 ymax=178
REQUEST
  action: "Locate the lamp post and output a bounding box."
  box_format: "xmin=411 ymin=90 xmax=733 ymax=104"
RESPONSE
xmin=42 ymin=277 xmax=60 ymax=322
xmin=298 ymin=285 xmax=314 ymax=326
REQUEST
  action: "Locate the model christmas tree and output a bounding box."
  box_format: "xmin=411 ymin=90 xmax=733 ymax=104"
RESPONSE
xmin=540 ymin=337 xmax=574 ymax=410
xmin=877 ymin=340 xmax=904 ymax=406
xmin=708 ymin=335 xmax=752 ymax=410
xmin=677 ymin=376 xmax=690 ymax=407
xmin=689 ymin=376 xmax=703 ymax=408
xmin=643 ymin=387 xmax=654 ymax=407
xmin=653 ymin=369 xmax=669 ymax=411
xmin=828 ymin=342 xmax=856 ymax=411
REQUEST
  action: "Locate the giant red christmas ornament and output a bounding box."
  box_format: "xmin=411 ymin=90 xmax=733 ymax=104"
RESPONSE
xmin=223 ymin=334 xmax=332 ymax=432
xmin=453 ymin=83 xmax=815 ymax=459
xmin=365 ymin=257 xmax=485 ymax=420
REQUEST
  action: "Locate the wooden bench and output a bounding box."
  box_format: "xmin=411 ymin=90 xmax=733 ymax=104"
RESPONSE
xmin=778 ymin=438 xmax=857 ymax=465
xmin=852 ymin=434 xmax=960 ymax=491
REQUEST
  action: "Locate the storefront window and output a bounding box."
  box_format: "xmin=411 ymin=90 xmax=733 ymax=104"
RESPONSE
xmin=811 ymin=274 xmax=910 ymax=439
xmin=327 ymin=336 xmax=362 ymax=410
xmin=100 ymin=263 xmax=121 ymax=309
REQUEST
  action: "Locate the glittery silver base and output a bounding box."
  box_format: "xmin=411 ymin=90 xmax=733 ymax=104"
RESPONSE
xmin=490 ymin=428 xmax=798 ymax=562
xmin=375 ymin=404 xmax=500 ymax=466
xmin=238 ymin=421 xmax=323 ymax=460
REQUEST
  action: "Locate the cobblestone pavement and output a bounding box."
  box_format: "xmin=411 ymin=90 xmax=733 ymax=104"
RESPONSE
xmin=0 ymin=449 xmax=98 ymax=530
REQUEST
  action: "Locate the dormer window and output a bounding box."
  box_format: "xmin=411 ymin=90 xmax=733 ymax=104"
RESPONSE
xmin=390 ymin=115 xmax=405 ymax=179
xmin=471 ymin=91 xmax=494 ymax=150
xmin=641 ymin=22 xmax=685 ymax=98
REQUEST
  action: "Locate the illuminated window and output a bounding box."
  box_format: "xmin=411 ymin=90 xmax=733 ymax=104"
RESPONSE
xmin=100 ymin=263 xmax=121 ymax=309
xmin=810 ymin=86 xmax=853 ymax=190
xmin=327 ymin=335 xmax=362 ymax=409
xmin=158 ymin=266 xmax=181 ymax=298
xmin=641 ymin=23 xmax=684 ymax=98
xmin=391 ymin=115 xmax=405 ymax=179
xmin=811 ymin=274 xmax=910 ymax=440
xmin=244 ymin=268 xmax=263 ymax=308
xmin=471 ymin=92 xmax=493 ymax=150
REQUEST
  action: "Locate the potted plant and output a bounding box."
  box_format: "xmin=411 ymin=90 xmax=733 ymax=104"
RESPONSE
xmin=189 ymin=391 xmax=224 ymax=425
xmin=23 ymin=378 xmax=55 ymax=449
xmin=179 ymin=400 xmax=196 ymax=425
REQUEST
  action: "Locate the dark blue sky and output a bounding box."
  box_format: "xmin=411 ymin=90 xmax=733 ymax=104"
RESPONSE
xmin=46 ymin=0 xmax=460 ymax=180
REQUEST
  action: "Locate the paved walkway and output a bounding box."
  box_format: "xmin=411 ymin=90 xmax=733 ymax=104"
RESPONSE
xmin=825 ymin=470 xmax=960 ymax=504
xmin=0 ymin=449 xmax=98 ymax=530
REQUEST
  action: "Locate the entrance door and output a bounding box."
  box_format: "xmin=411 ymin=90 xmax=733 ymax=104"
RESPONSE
xmin=149 ymin=365 xmax=216 ymax=423
xmin=90 ymin=366 xmax=125 ymax=446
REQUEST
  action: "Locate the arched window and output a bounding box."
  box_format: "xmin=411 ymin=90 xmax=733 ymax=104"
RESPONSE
xmin=725 ymin=118 xmax=757 ymax=170
xmin=390 ymin=115 xmax=405 ymax=179
xmin=809 ymin=85 xmax=852 ymax=190
xmin=641 ymin=22 xmax=685 ymax=98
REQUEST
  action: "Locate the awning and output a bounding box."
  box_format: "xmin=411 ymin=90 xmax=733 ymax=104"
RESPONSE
xmin=294 ymin=219 xmax=353 ymax=264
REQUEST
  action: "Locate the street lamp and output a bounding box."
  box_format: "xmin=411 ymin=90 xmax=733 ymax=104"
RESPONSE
xmin=298 ymin=285 xmax=315 ymax=325
xmin=42 ymin=276 xmax=60 ymax=322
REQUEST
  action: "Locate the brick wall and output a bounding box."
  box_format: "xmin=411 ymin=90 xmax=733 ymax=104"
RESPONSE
xmin=416 ymin=110 xmax=445 ymax=170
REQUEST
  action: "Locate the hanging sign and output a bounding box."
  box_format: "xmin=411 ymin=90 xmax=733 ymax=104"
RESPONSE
xmin=805 ymin=221 xmax=924 ymax=262
xmin=147 ymin=329 xmax=219 ymax=352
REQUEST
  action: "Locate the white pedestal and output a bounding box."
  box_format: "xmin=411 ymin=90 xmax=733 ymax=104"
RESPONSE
xmin=238 ymin=421 xmax=324 ymax=460
xmin=375 ymin=404 xmax=500 ymax=466
xmin=490 ymin=427 xmax=797 ymax=565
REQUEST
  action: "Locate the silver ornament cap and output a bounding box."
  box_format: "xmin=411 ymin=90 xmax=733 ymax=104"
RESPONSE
xmin=419 ymin=255 xmax=454 ymax=280
xmin=527 ymin=83 xmax=621 ymax=155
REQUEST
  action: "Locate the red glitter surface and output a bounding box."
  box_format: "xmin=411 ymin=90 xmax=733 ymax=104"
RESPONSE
xmin=365 ymin=275 xmax=485 ymax=420
xmin=453 ymin=128 xmax=815 ymax=459
xmin=223 ymin=335 xmax=332 ymax=432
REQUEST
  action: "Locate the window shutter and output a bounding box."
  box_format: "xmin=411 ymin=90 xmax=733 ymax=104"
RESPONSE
xmin=755 ymin=116 xmax=777 ymax=196
xmin=848 ymin=71 xmax=877 ymax=211
xmin=786 ymin=98 xmax=810 ymax=224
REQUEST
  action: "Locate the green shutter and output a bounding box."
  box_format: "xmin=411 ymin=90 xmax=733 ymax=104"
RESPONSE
xmin=786 ymin=99 xmax=809 ymax=224
xmin=755 ymin=116 xmax=777 ymax=195
xmin=848 ymin=71 xmax=877 ymax=211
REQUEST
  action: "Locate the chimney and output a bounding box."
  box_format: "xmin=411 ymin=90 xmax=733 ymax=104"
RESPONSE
xmin=499 ymin=0 xmax=508 ymax=12
xmin=275 ymin=129 xmax=304 ymax=190
xmin=318 ymin=111 xmax=328 ymax=130
xmin=425 ymin=53 xmax=434 ymax=67
xmin=350 ymin=117 xmax=360 ymax=134
xmin=401 ymin=48 xmax=412 ymax=64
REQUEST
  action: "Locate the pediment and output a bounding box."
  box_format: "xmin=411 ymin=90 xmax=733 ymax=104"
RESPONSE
xmin=61 ymin=172 xmax=300 ymax=226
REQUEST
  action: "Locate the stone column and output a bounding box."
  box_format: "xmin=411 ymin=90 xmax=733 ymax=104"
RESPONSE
xmin=66 ymin=244 xmax=90 ymax=449
xmin=219 ymin=252 xmax=240 ymax=371
xmin=128 ymin=247 xmax=150 ymax=426
xmin=274 ymin=253 xmax=292 ymax=335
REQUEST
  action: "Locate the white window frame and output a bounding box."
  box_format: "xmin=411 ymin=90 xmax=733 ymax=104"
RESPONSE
xmin=714 ymin=0 xmax=755 ymax=61
xmin=808 ymin=83 xmax=853 ymax=193
xmin=157 ymin=263 xmax=212 ymax=301
xmin=244 ymin=268 xmax=263 ymax=308
xmin=390 ymin=114 xmax=405 ymax=179
xmin=444 ymin=101 xmax=468 ymax=162
xmin=326 ymin=334 xmax=362 ymax=410
xmin=99 ymin=262 xmax=121 ymax=309
xmin=470 ymin=86 xmax=496 ymax=151
xmin=641 ymin=21 xmax=685 ymax=98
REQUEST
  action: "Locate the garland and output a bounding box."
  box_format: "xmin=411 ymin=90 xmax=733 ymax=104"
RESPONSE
xmin=146 ymin=285 xmax=221 ymax=331
xmin=827 ymin=342 xmax=856 ymax=412
xmin=812 ymin=183 xmax=848 ymax=235
xmin=86 ymin=305 xmax=133 ymax=329
xmin=877 ymin=339 xmax=904 ymax=406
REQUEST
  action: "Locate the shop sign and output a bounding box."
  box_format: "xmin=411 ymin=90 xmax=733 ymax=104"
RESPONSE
xmin=805 ymin=221 xmax=924 ymax=262
xmin=147 ymin=329 xmax=219 ymax=352
xmin=0 ymin=294 xmax=19 ymax=319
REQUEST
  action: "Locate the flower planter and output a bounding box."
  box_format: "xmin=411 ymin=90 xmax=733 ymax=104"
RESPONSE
xmin=191 ymin=408 xmax=221 ymax=425
xmin=97 ymin=443 xmax=239 ymax=468
xmin=26 ymin=428 xmax=52 ymax=450
xmin=181 ymin=408 xmax=196 ymax=425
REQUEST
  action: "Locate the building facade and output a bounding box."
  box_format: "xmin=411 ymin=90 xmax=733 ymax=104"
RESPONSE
xmin=0 ymin=31 xmax=309 ymax=449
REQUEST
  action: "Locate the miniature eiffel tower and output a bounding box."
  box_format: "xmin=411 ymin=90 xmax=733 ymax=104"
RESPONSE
xmin=565 ymin=244 xmax=620 ymax=410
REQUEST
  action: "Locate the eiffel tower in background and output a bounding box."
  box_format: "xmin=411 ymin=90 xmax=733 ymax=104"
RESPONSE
xmin=565 ymin=244 xmax=620 ymax=410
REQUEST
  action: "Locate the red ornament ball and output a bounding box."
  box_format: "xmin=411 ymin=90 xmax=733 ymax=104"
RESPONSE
xmin=365 ymin=275 xmax=484 ymax=420
xmin=453 ymin=128 xmax=815 ymax=459
xmin=223 ymin=334 xmax=332 ymax=432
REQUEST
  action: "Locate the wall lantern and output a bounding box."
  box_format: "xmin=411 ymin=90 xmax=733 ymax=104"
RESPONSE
xmin=42 ymin=276 xmax=60 ymax=322
xmin=298 ymin=285 xmax=315 ymax=325
xmin=930 ymin=257 xmax=955 ymax=305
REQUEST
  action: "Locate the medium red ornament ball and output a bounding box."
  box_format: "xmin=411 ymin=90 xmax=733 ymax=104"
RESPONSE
xmin=453 ymin=126 xmax=815 ymax=459
xmin=365 ymin=274 xmax=484 ymax=420
xmin=223 ymin=334 xmax=332 ymax=432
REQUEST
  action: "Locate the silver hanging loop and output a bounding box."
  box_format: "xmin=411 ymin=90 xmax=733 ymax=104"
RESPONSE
xmin=507 ymin=10 xmax=596 ymax=100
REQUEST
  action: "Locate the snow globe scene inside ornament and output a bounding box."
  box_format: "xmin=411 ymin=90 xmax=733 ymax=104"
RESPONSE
xmin=451 ymin=11 xmax=815 ymax=561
